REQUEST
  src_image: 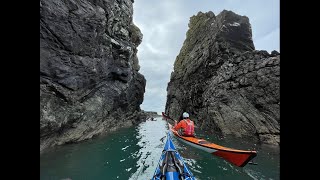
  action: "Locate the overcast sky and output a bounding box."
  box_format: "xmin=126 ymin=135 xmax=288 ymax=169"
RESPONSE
xmin=133 ymin=0 xmax=280 ymax=114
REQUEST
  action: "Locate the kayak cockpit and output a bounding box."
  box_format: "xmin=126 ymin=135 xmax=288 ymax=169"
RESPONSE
xmin=198 ymin=140 xmax=210 ymax=144
xmin=158 ymin=151 xmax=184 ymax=179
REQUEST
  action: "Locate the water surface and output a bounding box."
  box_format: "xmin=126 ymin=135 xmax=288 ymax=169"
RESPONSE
xmin=40 ymin=117 xmax=279 ymax=180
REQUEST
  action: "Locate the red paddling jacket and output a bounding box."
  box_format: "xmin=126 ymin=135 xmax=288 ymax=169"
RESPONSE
xmin=174 ymin=119 xmax=195 ymax=136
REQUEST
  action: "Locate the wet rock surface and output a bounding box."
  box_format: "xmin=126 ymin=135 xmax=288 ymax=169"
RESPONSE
xmin=40 ymin=0 xmax=146 ymax=152
xmin=165 ymin=11 xmax=279 ymax=145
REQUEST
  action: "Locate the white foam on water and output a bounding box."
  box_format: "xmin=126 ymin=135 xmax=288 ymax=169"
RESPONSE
xmin=129 ymin=117 xmax=168 ymax=180
xmin=185 ymin=158 xmax=201 ymax=174
xmin=121 ymin=145 xmax=130 ymax=151
xmin=126 ymin=168 xmax=132 ymax=172
xmin=244 ymin=168 xmax=263 ymax=180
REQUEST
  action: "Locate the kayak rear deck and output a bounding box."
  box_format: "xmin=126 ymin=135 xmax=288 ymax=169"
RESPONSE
xmin=152 ymin=132 xmax=195 ymax=180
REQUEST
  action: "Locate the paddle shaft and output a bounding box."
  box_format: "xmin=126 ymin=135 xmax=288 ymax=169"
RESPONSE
xmin=162 ymin=112 xmax=176 ymax=124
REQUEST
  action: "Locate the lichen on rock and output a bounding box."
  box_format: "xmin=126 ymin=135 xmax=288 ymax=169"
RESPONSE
xmin=40 ymin=0 xmax=146 ymax=152
xmin=165 ymin=10 xmax=279 ymax=145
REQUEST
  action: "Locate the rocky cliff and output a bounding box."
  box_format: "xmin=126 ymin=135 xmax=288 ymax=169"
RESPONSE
xmin=40 ymin=0 xmax=146 ymax=152
xmin=165 ymin=10 xmax=280 ymax=145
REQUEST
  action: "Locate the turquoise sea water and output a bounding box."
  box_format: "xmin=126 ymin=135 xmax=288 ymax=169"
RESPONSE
xmin=40 ymin=117 xmax=279 ymax=180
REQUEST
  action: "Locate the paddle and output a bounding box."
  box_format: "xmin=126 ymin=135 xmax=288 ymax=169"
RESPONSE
xmin=161 ymin=112 xmax=176 ymax=124
xmin=159 ymin=112 xmax=173 ymax=142
xmin=162 ymin=112 xmax=197 ymax=128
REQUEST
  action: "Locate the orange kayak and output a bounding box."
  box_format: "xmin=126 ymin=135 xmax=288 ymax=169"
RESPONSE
xmin=162 ymin=112 xmax=257 ymax=167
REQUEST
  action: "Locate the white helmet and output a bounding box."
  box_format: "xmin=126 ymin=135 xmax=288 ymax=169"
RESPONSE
xmin=183 ymin=112 xmax=189 ymax=118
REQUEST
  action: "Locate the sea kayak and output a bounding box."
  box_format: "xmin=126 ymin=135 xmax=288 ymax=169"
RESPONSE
xmin=151 ymin=132 xmax=196 ymax=180
xmin=162 ymin=112 xmax=257 ymax=167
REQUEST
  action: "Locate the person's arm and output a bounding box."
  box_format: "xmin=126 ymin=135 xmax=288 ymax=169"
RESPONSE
xmin=174 ymin=121 xmax=182 ymax=131
xmin=194 ymin=121 xmax=197 ymax=128
xmin=192 ymin=120 xmax=198 ymax=128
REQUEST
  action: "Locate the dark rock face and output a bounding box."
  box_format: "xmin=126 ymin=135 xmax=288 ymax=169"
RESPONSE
xmin=165 ymin=10 xmax=279 ymax=145
xmin=140 ymin=110 xmax=160 ymax=119
xmin=40 ymin=0 xmax=146 ymax=152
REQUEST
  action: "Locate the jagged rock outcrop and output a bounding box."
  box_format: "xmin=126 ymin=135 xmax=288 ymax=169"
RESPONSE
xmin=140 ymin=110 xmax=160 ymax=119
xmin=165 ymin=10 xmax=280 ymax=145
xmin=40 ymin=0 xmax=146 ymax=152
